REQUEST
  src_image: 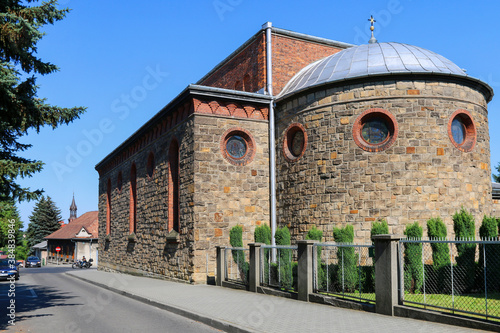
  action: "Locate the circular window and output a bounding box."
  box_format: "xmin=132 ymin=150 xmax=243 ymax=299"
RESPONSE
xmin=448 ymin=109 xmax=476 ymax=152
xmin=221 ymin=128 xmax=256 ymax=166
xmin=353 ymin=108 xmax=398 ymax=152
xmin=283 ymin=123 xmax=307 ymax=162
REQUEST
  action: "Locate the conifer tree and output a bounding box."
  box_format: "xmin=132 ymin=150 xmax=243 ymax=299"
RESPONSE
xmin=26 ymin=196 xmax=61 ymax=251
xmin=0 ymin=199 xmax=26 ymax=259
xmin=0 ymin=1 xmax=86 ymax=202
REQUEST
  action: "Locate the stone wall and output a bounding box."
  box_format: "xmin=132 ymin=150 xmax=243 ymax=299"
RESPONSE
xmin=276 ymin=78 xmax=491 ymax=243
xmin=191 ymin=113 xmax=270 ymax=281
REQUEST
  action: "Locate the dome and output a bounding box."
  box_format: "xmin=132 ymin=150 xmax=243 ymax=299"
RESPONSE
xmin=278 ymin=42 xmax=493 ymax=101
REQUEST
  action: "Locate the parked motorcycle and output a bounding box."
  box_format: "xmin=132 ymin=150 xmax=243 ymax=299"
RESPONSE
xmin=72 ymin=258 xmax=93 ymax=269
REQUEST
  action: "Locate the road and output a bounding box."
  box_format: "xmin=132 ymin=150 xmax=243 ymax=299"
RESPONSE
xmin=0 ymin=265 xmax=221 ymax=333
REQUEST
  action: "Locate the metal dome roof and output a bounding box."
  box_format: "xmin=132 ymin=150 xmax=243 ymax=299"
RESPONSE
xmin=278 ymin=42 xmax=492 ymax=101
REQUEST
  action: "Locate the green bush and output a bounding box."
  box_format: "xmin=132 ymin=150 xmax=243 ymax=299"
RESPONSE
xmin=479 ymin=215 xmax=500 ymax=292
xmin=275 ymin=226 xmax=293 ymax=289
xmin=426 ymin=217 xmax=451 ymax=292
xmin=403 ymin=222 xmax=423 ymax=293
xmin=306 ymin=226 xmax=325 ymax=289
xmin=229 ymin=225 xmax=248 ymax=282
xmin=333 ymin=225 xmax=359 ymax=292
xmin=254 ymin=224 xmax=272 ymax=282
xmin=453 ymin=208 xmax=476 ymax=293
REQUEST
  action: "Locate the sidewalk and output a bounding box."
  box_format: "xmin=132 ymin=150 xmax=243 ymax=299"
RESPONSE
xmin=65 ymin=270 xmax=488 ymax=333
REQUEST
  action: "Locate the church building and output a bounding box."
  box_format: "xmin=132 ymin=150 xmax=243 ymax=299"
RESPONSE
xmin=95 ymin=22 xmax=494 ymax=283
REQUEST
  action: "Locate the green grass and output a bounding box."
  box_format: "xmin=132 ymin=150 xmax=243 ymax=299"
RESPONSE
xmin=404 ymin=292 xmax=500 ymax=321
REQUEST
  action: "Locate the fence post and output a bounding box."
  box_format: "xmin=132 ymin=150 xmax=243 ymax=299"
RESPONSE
xmin=372 ymin=234 xmax=405 ymax=316
xmin=249 ymin=243 xmax=263 ymax=292
xmin=297 ymin=239 xmax=317 ymax=302
xmin=216 ymin=246 xmax=226 ymax=287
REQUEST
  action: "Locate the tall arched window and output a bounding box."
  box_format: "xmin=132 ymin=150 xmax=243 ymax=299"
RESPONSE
xmin=168 ymin=139 xmax=180 ymax=233
xmin=106 ymin=178 xmax=111 ymax=235
xmin=129 ymin=163 xmax=137 ymax=234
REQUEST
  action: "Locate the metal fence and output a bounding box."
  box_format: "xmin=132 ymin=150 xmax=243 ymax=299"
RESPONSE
xmin=313 ymin=243 xmax=375 ymax=303
xmin=400 ymin=238 xmax=500 ymax=322
xmin=260 ymin=245 xmax=298 ymax=291
xmin=224 ymin=247 xmax=249 ymax=286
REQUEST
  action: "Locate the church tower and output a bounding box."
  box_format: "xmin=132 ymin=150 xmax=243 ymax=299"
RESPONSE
xmin=69 ymin=194 xmax=77 ymax=223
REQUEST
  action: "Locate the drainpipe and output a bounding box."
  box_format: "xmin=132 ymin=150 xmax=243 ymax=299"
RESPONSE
xmin=263 ymin=22 xmax=277 ymax=259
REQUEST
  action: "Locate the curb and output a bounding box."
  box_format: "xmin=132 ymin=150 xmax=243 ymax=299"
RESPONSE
xmin=65 ymin=272 xmax=257 ymax=333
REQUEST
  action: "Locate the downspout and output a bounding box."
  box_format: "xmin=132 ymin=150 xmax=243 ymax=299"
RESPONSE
xmin=263 ymin=22 xmax=277 ymax=257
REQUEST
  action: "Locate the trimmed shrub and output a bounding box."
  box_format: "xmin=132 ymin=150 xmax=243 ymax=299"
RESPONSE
xmin=453 ymin=208 xmax=476 ymax=293
xmin=426 ymin=217 xmax=450 ymax=292
xmin=333 ymin=225 xmax=359 ymax=292
xmin=274 ymin=226 xmax=293 ymax=289
xmin=229 ymin=225 xmax=248 ymax=282
xmin=254 ymin=224 xmax=272 ymax=282
xmin=403 ymin=222 xmax=423 ymax=293
xmin=479 ymin=215 xmax=500 ymax=292
xmin=306 ymin=226 xmax=325 ymax=289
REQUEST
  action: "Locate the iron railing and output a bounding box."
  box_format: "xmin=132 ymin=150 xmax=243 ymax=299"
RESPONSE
xmin=400 ymin=238 xmax=500 ymax=322
xmin=313 ymin=243 xmax=375 ymax=303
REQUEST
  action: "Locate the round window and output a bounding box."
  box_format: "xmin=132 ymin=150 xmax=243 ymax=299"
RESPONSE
xmin=353 ymin=108 xmax=398 ymax=152
xmin=283 ymin=123 xmax=307 ymax=162
xmin=448 ymin=110 xmax=476 ymax=152
xmin=221 ymin=128 xmax=256 ymax=166
xmin=226 ymin=136 xmax=247 ymax=159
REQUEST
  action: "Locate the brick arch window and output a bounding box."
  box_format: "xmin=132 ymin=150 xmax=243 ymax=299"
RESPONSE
xmin=129 ymin=163 xmax=137 ymax=234
xmin=168 ymin=139 xmax=180 ymax=233
xmin=106 ymin=178 xmax=111 ymax=235
xmin=243 ymin=74 xmax=251 ymax=92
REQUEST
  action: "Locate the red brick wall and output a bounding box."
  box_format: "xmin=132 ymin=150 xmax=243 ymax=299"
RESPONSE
xmin=271 ymin=34 xmax=343 ymax=95
xmin=200 ymin=31 xmax=345 ymax=96
xmin=200 ymin=33 xmax=266 ymax=93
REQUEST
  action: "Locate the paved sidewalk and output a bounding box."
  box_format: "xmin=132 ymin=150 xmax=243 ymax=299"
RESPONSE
xmin=66 ymin=270 xmax=488 ymax=333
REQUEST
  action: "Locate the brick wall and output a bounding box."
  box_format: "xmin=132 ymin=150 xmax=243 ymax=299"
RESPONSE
xmin=276 ymin=79 xmax=491 ymax=243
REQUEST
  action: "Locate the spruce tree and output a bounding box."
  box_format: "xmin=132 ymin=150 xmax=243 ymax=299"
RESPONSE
xmin=0 ymin=1 xmax=86 ymax=202
xmin=26 ymin=196 xmax=62 ymax=251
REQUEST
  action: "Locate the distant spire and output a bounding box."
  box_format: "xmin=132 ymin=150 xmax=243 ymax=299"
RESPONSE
xmin=368 ymin=15 xmax=377 ymax=44
xmin=69 ymin=193 xmax=77 ymax=222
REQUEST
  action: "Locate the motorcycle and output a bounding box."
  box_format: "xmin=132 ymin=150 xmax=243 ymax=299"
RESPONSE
xmin=72 ymin=258 xmax=93 ymax=269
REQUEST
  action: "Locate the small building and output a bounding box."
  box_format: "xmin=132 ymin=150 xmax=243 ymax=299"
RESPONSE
xmin=32 ymin=240 xmax=48 ymax=264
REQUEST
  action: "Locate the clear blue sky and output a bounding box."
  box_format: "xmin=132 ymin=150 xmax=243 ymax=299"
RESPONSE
xmin=17 ymin=0 xmax=500 ymax=226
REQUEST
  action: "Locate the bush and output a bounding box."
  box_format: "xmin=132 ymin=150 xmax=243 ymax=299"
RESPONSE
xmin=306 ymin=226 xmax=325 ymax=289
xmin=479 ymin=215 xmax=500 ymax=292
xmin=427 ymin=217 xmax=450 ymax=292
xmin=333 ymin=225 xmax=359 ymax=292
xmin=453 ymin=208 xmax=476 ymax=293
xmin=275 ymin=226 xmax=293 ymax=289
xmin=403 ymin=222 xmax=423 ymax=293
xmin=254 ymin=224 xmax=272 ymax=282
xmin=229 ymin=225 xmax=248 ymax=282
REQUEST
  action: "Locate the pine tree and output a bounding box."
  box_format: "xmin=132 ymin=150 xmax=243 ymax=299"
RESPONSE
xmin=0 ymin=1 xmax=86 ymax=202
xmin=26 ymin=196 xmax=61 ymax=251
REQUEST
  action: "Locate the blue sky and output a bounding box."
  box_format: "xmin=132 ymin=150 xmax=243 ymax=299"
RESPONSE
xmin=17 ymin=0 xmax=500 ymax=226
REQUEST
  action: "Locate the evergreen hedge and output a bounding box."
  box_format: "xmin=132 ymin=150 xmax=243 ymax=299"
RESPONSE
xmin=229 ymin=225 xmax=249 ymax=282
xmin=479 ymin=215 xmax=500 ymax=292
xmin=274 ymin=226 xmax=293 ymax=289
xmin=333 ymin=225 xmax=359 ymax=292
xmin=254 ymin=224 xmax=272 ymax=282
xmin=426 ymin=217 xmax=450 ymax=292
xmin=306 ymin=226 xmax=325 ymax=289
xmin=403 ymin=222 xmax=423 ymax=293
xmin=452 ymin=208 xmax=476 ymax=293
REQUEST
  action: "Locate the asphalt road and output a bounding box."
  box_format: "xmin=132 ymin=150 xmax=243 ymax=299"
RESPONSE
xmin=0 ymin=265 xmax=222 ymax=333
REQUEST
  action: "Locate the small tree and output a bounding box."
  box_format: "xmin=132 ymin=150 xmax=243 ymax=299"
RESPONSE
xmin=453 ymin=208 xmax=476 ymax=293
xmin=254 ymin=224 xmax=272 ymax=281
xmin=229 ymin=225 xmax=248 ymax=282
xmin=478 ymin=215 xmax=500 ymax=292
xmin=274 ymin=226 xmax=293 ymax=289
xmin=403 ymin=222 xmax=423 ymax=293
xmin=0 ymin=200 xmax=27 ymax=260
xmin=333 ymin=225 xmax=358 ymax=292
xmin=306 ymin=226 xmax=325 ymax=289
xmin=426 ymin=217 xmax=450 ymax=292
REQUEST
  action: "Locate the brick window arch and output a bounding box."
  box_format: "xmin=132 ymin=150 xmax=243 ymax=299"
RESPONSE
xmin=106 ymin=178 xmax=111 ymax=235
xmin=129 ymin=163 xmax=137 ymax=234
xmin=448 ymin=109 xmax=476 ymax=152
xmin=353 ymin=108 xmax=398 ymax=152
xmin=283 ymin=123 xmax=307 ymax=162
xmin=243 ymin=74 xmax=251 ymax=92
xmin=168 ymin=139 xmax=180 ymax=233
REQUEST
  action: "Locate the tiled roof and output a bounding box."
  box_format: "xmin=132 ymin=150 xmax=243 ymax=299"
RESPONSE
xmin=45 ymin=211 xmax=98 ymax=240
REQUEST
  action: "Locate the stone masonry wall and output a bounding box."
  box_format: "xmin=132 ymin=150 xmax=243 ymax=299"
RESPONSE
xmin=98 ymin=117 xmax=195 ymax=282
xmin=276 ymin=79 xmax=491 ymax=243
xmin=191 ymin=113 xmax=270 ymax=281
